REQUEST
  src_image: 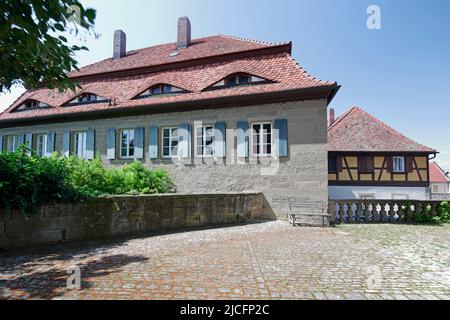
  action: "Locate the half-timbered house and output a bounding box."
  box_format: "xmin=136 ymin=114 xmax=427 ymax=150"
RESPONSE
xmin=328 ymin=107 xmax=436 ymax=200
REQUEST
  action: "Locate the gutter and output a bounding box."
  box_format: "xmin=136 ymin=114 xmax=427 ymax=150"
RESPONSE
xmin=0 ymin=85 xmax=339 ymax=128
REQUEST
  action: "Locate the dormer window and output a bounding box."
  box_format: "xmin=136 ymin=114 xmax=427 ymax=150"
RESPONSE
xmin=134 ymin=84 xmax=185 ymax=99
xmin=208 ymin=73 xmax=270 ymax=90
xmin=66 ymin=93 xmax=108 ymax=106
xmin=14 ymin=100 xmax=49 ymax=112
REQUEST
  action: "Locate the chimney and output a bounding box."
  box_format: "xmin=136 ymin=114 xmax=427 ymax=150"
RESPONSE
xmin=177 ymin=17 xmax=191 ymax=49
xmin=328 ymin=108 xmax=335 ymax=127
xmin=113 ymin=30 xmax=126 ymax=59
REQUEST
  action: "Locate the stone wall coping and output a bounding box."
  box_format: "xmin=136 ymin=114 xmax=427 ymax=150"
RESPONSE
xmin=106 ymin=192 xmax=262 ymax=199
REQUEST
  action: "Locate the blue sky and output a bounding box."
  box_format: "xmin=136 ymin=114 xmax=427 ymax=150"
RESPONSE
xmin=1 ymin=0 xmax=449 ymax=170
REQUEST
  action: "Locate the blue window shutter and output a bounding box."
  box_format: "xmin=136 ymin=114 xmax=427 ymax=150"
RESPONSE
xmin=24 ymin=133 xmax=32 ymax=155
xmin=178 ymin=124 xmax=191 ymax=158
xmin=86 ymin=128 xmax=95 ymax=160
xmin=25 ymin=133 xmax=32 ymax=148
xmin=107 ymin=128 xmax=116 ymax=160
xmin=0 ymin=133 xmax=3 ymax=151
xmin=274 ymin=119 xmax=288 ymax=157
xmin=214 ymin=122 xmax=226 ymax=157
xmin=236 ymin=121 xmax=249 ymax=158
xmin=46 ymin=132 xmax=56 ymax=156
xmin=148 ymin=126 xmax=158 ymax=159
xmin=62 ymin=130 xmax=70 ymax=157
xmin=134 ymin=127 xmax=144 ymax=159
xmin=18 ymin=134 xmax=25 ymax=145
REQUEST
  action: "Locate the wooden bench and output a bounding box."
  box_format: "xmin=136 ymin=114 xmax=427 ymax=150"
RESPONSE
xmin=288 ymin=199 xmax=330 ymax=227
xmin=288 ymin=212 xmax=331 ymax=227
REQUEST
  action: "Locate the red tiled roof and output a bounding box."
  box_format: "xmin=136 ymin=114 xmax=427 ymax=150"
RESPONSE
xmin=328 ymin=107 xmax=436 ymax=153
xmin=0 ymin=35 xmax=337 ymax=123
xmin=429 ymin=162 xmax=450 ymax=183
xmin=70 ymin=35 xmax=288 ymax=78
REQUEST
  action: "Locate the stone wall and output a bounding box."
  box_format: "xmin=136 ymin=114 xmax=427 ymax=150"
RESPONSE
xmin=0 ymin=192 xmax=264 ymax=249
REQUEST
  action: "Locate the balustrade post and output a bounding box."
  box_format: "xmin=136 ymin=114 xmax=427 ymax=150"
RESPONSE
xmin=389 ymin=201 xmax=396 ymax=223
xmin=356 ymin=201 xmax=363 ymax=224
xmin=381 ymin=201 xmax=387 ymax=223
xmin=339 ymin=201 xmax=346 ymax=224
xmin=365 ymin=202 xmax=371 ymax=223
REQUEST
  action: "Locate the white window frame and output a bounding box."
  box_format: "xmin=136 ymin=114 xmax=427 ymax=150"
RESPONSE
xmin=393 ymin=156 xmax=405 ymax=173
xmin=36 ymin=134 xmax=48 ymax=157
xmin=73 ymin=131 xmax=87 ymax=159
xmin=7 ymin=135 xmax=19 ymax=152
xmin=120 ymin=129 xmax=135 ymax=159
xmin=250 ymin=122 xmax=273 ymax=157
xmin=392 ymin=193 xmax=409 ymax=200
xmin=358 ymin=193 xmax=375 ymax=200
xmin=161 ymin=127 xmax=179 ymax=158
xmin=431 ymin=185 xmax=439 ymax=193
xmin=194 ymin=124 xmax=215 ymax=158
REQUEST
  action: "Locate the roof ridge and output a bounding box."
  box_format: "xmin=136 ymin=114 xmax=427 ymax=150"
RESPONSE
xmin=1 ymin=89 xmax=32 ymax=115
xmin=327 ymin=106 xmax=358 ymax=131
xmin=218 ymin=34 xmax=290 ymax=47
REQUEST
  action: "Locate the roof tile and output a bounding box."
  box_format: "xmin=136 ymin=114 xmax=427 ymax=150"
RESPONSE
xmin=328 ymin=107 xmax=435 ymax=153
xmin=430 ymin=162 xmax=450 ymax=183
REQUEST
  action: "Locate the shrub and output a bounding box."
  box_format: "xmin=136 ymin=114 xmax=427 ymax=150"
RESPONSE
xmin=0 ymin=146 xmax=78 ymax=214
xmin=0 ymin=147 xmax=174 ymax=214
xmin=437 ymin=201 xmax=450 ymax=223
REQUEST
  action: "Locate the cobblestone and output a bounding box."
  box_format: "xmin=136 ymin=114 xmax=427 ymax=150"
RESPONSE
xmin=0 ymin=221 xmax=449 ymax=300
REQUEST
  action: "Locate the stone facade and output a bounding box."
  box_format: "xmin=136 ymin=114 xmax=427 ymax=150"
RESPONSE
xmin=0 ymin=193 xmax=264 ymax=249
xmin=0 ymin=99 xmax=329 ymax=220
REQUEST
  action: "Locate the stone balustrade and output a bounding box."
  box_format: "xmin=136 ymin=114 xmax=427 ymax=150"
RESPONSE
xmin=328 ymin=199 xmax=445 ymax=225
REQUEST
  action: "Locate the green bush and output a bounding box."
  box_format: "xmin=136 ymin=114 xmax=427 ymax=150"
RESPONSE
xmin=410 ymin=201 xmax=450 ymax=224
xmin=0 ymin=147 xmax=174 ymax=214
xmin=436 ymin=201 xmax=450 ymax=223
xmin=0 ymin=146 xmax=79 ymax=214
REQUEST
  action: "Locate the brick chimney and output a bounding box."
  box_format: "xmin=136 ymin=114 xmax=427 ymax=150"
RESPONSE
xmin=177 ymin=17 xmax=191 ymax=49
xmin=328 ymin=108 xmax=335 ymax=127
xmin=113 ymin=30 xmax=126 ymax=59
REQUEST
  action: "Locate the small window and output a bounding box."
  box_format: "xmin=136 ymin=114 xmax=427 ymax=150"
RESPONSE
xmin=162 ymin=127 xmax=179 ymax=158
xmin=432 ymin=185 xmax=439 ymax=193
xmin=7 ymin=135 xmax=19 ymax=152
xmin=328 ymin=156 xmax=338 ymax=173
xmin=36 ymin=134 xmax=47 ymax=157
xmin=359 ymin=193 xmax=375 ymax=200
xmin=195 ymin=125 xmax=214 ymax=157
xmin=210 ymin=73 xmax=268 ymax=90
xmin=73 ymin=131 xmax=87 ymax=159
xmin=135 ymin=84 xmax=184 ymax=99
xmin=392 ymin=194 xmax=409 ymax=200
xmin=251 ymin=122 xmax=272 ymax=157
xmin=393 ymin=156 xmax=405 ymax=173
xmin=67 ymin=93 xmax=107 ymax=106
xmin=238 ymin=75 xmax=250 ymax=84
xmin=15 ymin=100 xmax=49 ymax=111
xmin=120 ymin=129 xmax=135 ymax=158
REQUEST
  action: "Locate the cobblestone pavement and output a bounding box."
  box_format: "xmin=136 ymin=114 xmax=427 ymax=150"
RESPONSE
xmin=1 ymin=221 xmax=449 ymax=300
